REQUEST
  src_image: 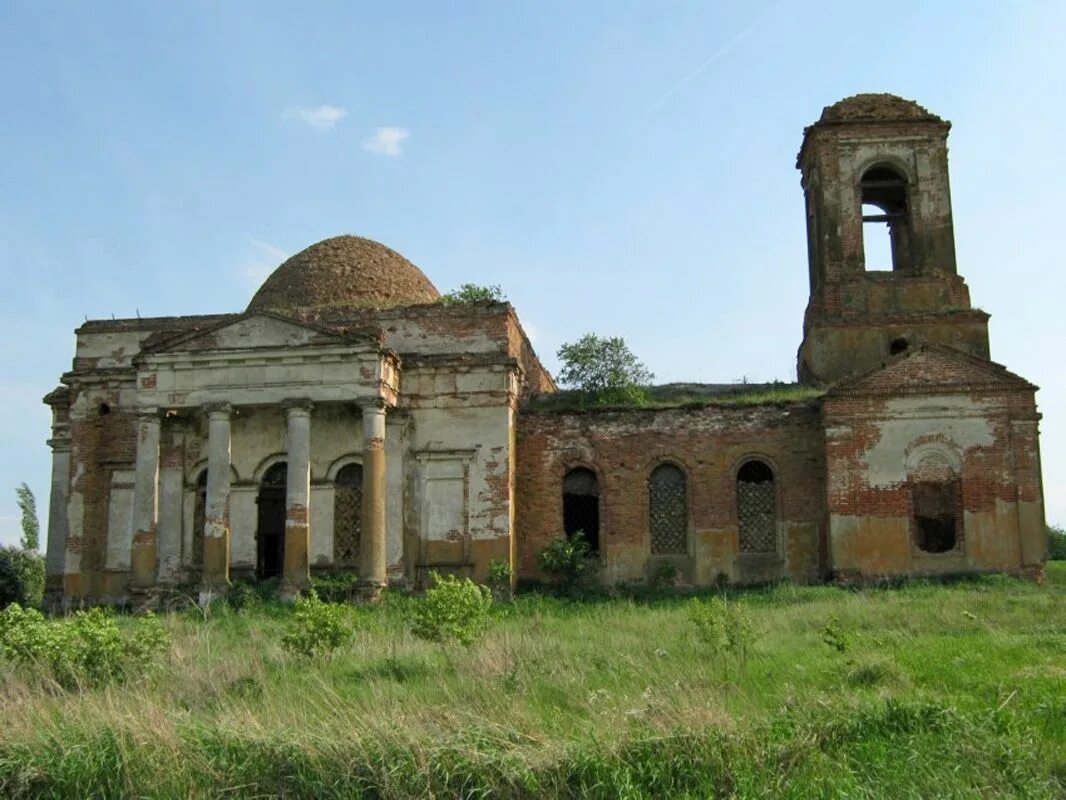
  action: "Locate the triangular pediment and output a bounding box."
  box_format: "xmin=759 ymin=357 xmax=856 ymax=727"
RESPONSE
xmin=830 ymin=345 xmax=1036 ymax=396
xmin=142 ymin=312 xmax=375 ymax=355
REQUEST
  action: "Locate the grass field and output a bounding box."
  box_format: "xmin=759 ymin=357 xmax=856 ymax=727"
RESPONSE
xmin=1 ymin=565 xmax=1064 ymax=799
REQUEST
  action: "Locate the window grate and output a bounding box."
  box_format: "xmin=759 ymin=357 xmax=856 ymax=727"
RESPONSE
xmin=737 ymin=462 xmax=776 ymax=554
xmin=649 ymin=465 xmax=687 ymax=554
xmin=333 ymin=464 xmax=363 ymax=568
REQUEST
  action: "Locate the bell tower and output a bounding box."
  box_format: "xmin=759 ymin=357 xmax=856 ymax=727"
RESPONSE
xmin=796 ymin=94 xmax=990 ymax=385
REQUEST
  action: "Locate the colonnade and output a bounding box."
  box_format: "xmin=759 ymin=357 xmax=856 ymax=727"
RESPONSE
xmin=128 ymin=400 xmax=388 ymax=602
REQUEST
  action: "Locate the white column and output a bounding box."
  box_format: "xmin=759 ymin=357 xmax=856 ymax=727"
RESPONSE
xmin=130 ymin=410 xmax=161 ymax=589
xmin=282 ymin=401 xmax=312 ymax=599
xmin=201 ymin=403 xmax=232 ymax=598
xmin=44 ymin=438 xmax=71 ymax=595
xmin=156 ymin=422 xmax=185 ymax=585
xmin=360 ymin=401 xmax=388 ymax=598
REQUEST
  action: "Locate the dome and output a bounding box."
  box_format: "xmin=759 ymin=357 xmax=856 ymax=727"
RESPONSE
xmin=818 ymin=93 xmax=943 ymax=124
xmin=247 ymin=235 xmax=440 ymax=313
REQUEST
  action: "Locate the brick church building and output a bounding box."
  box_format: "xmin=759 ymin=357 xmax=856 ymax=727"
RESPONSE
xmin=42 ymin=94 xmax=1048 ymax=605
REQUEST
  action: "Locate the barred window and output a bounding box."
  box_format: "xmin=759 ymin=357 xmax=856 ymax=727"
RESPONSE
xmin=333 ymin=463 xmax=363 ymax=568
xmin=737 ymin=460 xmax=776 ymax=554
xmin=191 ymin=469 xmax=207 ymax=569
xmin=563 ymin=467 xmax=600 ymax=554
xmin=649 ymin=464 xmax=687 ymax=554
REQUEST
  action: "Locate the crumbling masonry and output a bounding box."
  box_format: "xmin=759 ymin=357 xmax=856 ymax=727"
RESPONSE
xmin=43 ymin=94 xmax=1047 ymax=605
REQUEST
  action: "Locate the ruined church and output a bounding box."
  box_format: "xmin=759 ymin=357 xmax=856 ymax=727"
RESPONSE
xmin=42 ymin=94 xmax=1048 ymax=605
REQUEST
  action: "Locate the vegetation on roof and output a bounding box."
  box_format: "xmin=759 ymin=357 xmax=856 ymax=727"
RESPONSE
xmin=523 ymin=381 xmax=824 ymax=413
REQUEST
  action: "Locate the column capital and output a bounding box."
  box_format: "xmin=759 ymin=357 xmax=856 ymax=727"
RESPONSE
xmin=46 ymin=437 xmax=72 ymax=453
xmin=136 ymin=407 xmax=161 ymax=424
xmin=359 ymin=396 xmax=389 ymax=414
xmin=282 ymin=398 xmax=314 ymax=417
xmin=203 ymin=402 xmax=232 ymax=419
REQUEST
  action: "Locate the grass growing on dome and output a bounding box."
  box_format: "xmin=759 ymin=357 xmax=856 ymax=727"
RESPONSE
xmin=0 ymin=565 xmax=1062 ymax=798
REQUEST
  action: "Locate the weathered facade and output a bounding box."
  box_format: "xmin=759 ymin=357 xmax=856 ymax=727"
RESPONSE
xmin=43 ymin=94 xmax=1047 ymax=605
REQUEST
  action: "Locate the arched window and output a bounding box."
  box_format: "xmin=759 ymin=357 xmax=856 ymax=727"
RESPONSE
xmin=563 ymin=467 xmax=600 ymax=554
xmin=737 ymin=460 xmax=776 ymax=554
xmin=910 ymin=452 xmax=962 ymax=554
xmin=191 ymin=469 xmax=208 ymax=569
xmin=333 ymin=463 xmax=363 ymax=568
xmin=257 ymin=462 xmax=287 ymax=579
xmin=860 ymin=166 xmax=911 ymax=272
xmin=648 ymin=464 xmax=687 ymax=554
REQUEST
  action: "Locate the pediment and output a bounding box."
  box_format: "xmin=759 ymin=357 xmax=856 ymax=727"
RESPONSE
xmin=830 ymin=345 xmax=1036 ymax=396
xmin=143 ymin=312 xmax=374 ymax=355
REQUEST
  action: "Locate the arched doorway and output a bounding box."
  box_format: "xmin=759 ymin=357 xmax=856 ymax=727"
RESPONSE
xmin=257 ymin=462 xmax=287 ymax=579
xmin=563 ymin=467 xmax=600 ymax=554
xmin=333 ymin=463 xmax=363 ymax=569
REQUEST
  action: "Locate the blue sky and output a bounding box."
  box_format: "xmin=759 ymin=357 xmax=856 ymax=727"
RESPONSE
xmin=1 ymin=0 xmax=1063 ymax=545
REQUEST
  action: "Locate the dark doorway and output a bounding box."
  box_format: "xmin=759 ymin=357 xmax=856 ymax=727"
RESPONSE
xmin=192 ymin=469 xmax=207 ymax=569
xmin=257 ymin=462 xmax=287 ymax=579
xmin=563 ymin=467 xmax=600 ymax=554
xmin=912 ymin=481 xmax=960 ymax=553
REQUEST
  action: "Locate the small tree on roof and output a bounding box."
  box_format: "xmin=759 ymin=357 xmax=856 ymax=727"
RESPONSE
xmin=556 ymin=334 xmax=654 ymax=405
xmin=440 ymin=284 xmax=506 ymax=305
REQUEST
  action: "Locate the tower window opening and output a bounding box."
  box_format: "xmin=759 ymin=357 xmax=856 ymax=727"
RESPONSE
xmin=860 ymin=167 xmax=910 ymax=272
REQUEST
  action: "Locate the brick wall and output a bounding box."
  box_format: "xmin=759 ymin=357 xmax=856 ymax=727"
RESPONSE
xmin=515 ymin=402 xmax=827 ymax=586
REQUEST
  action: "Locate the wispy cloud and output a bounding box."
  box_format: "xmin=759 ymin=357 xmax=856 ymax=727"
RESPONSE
xmin=363 ymin=127 xmax=409 ymax=157
xmin=238 ymin=239 xmax=288 ymax=289
xmin=285 ymin=105 xmax=348 ymax=130
xmin=642 ymin=26 xmax=753 ymax=120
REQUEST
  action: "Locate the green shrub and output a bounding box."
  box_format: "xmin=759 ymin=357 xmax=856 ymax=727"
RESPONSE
xmin=536 ymin=532 xmax=593 ymax=589
xmin=648 ymin=560 xmax=679 ymax=591
xmin=440 ymin=283 xmax=506 ymax=304
xmin=310 ymin=572 xmax=362 ymax=604
xmin=1048 ymin=525 xmax=1066 ymax=561
xmin=281 ymin=591 xmax=352 ymax=659
xmin=411 ymin=572 xmax=492 ymax=648
xmin=822 ymin=615 xmax=851 ymax=654
xmin=226 ymin=579 xmax=262 ymax=612
xmin=487 ymin=559 xmax=512 ymax=587
xmin=0 ymin=604 xmax=169 ymax=688
xmin=688 ymin=596 xmax=753 ymax=671
xmin=0 ymin=546 xmax=44 ymax=609
xmin=487 ymin=559 xmax=513 ymax=602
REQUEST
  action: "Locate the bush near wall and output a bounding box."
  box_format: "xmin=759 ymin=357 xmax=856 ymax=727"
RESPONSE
xmin=0 ymin=547 xmax=44 ymax=609
xmin=1049 ymin=525 xmax=1066 ymax=560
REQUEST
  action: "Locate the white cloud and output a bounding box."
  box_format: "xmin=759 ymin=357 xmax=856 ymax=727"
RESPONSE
xmin=238 ymin=239 xmax=288 ymax=289
xmin=285 ymin=105 xmax=348 ymax=130
xmin=363 ymin=127 xmax=409 ymax=157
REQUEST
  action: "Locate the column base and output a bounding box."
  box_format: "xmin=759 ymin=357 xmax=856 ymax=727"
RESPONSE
xmin=357 ymin=580 xmax=386 ymax=603
xmin=279 ymin=580 xmax=311 ymax=604
xmin=198 ymin=580 xmax=230 ymax=608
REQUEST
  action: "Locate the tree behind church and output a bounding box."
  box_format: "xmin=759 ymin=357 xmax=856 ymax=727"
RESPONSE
xmin=557 ymin=333 xmax=654 ymax=405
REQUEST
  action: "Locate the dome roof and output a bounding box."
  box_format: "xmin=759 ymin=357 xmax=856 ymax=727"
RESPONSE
xmin=818 ymin=93 xmax=944 ymax=124
xmin=247 ymin=235 xmax=440 ymax=313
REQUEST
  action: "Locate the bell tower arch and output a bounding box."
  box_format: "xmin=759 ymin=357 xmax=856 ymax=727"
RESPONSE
xmin=796 ymin=94 xmax=990 ymax=384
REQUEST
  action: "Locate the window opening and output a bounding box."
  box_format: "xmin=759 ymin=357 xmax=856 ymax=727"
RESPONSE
xmin=257 ymin=462 xmax=287 ymax=579
xmin=333 ymin=463 xmax=363 ymax=568
xmin=191 ymin=469 xmax=207 ymax=569
xmin=649 ymin=464 xmax=687 ymax=554
xmin=563 ymin=467 xmax=600 ymax=554
xmin=737 ymin=460 xmax=776 ymax=554
xmin=889 ymin=337 xmax=910 ymax=356
xmin=861 ymin=166 xmax=910 ymax=272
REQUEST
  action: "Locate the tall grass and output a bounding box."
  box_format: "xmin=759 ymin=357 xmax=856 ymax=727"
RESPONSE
xmin=0 ymin=566 xmax=1063 ymax=798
